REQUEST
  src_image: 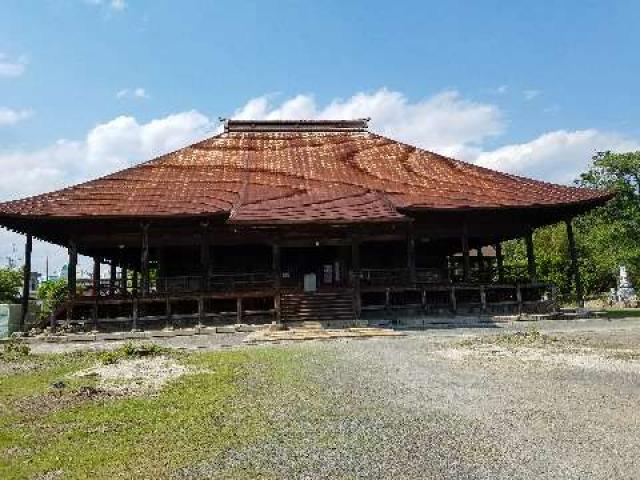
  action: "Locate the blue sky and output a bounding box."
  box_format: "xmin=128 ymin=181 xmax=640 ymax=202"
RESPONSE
xmin=1 ymin=0 xmax=639 ymax=273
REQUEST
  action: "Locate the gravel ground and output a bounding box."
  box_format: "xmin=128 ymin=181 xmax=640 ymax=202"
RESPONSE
xmin=175 ymin=319 xmax=640 ymax=479
xmin=25 ymin=331 xmax=248 ymax=354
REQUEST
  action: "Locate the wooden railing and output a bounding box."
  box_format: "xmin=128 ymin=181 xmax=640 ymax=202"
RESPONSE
xmin=360 ymin=264 xmax=533 ymax=287
xmin=156 ymin=271 xmax=274 ymax=294
xmin=447 ymin=263 xmax=531 ymax=284
xmin=416 ymin=267 xmax=448 ymax=284
xmin=81 ymin=279 xmax=129 ymax=297
xmin=360 ymin=268 xmax=411 ymax=287
xmin=80 ymin=265 xmax=537 ymax=298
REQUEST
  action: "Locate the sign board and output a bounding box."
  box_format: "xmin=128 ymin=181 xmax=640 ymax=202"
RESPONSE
xmin=303 ymin=273 xmax=317 ymax=292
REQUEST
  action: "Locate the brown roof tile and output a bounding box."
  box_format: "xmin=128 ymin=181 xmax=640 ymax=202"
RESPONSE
xmin=0 ymin=122 xmax=612 ymax=224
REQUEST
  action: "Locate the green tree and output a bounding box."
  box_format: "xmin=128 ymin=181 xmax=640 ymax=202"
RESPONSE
xmin=0 ymin=267 xmax=22 ymax=303
xmin=37 ymin=278 xmax=68 ymax=320
xmin=577 ymin=151 xmax=640 ymax=293
xmin=501 ymin=225 xmax=572 ymax=295
xmin=501 ymin=151 xmax=640 ymax=301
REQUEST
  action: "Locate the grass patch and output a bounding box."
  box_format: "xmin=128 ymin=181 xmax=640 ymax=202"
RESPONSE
xmin=97 ymin=341 xmax=169 ymax=365
xmin=494 ymin=328 xmax=558 ymax=346
xmin=460 ymin=328 xmax=558 ymax=348
xmin=605 ymin=308 xmax=640 ymax=319
xmin=0 ymin=337 xmax=31 ymax=362
xmin=0 ymin=345 xmax=305 ymax=480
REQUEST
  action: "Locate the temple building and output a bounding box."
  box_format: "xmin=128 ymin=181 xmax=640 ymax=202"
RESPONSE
xmin=0 ymin=119 xmax=612 ymax=330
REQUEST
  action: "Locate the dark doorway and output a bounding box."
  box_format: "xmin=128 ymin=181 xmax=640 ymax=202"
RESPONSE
xmin=280 ymin=245 xmax=349 ymax=290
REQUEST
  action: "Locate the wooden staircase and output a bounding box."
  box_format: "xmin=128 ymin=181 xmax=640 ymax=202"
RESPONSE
xmin=280 ymin=290 xmax=355 ymax=323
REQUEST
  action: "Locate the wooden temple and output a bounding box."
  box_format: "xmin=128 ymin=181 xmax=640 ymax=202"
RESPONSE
xmin=0 ymin=119 xmax=612 ymax=330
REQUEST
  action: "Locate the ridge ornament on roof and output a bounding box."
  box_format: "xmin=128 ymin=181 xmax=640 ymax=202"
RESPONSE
xmin=223 ymin=119 xmax=370 ymax=133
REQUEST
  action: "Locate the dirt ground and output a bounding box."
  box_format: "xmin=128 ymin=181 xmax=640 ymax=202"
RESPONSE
xmin=4 ymin=317 xmax=640 ymax=479
xmin=179 ymin=318 xmax=640 ymax=479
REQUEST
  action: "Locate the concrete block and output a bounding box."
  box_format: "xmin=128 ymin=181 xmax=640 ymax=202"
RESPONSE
xmin=44 ymin=336 xmax=68 ymax=343
xmin=234 ymin=324 xmax=257 ymax=332
xmin=96 ymin=333 xmax=126 ymax=341
xmin=124 ymin=331 xmax=149 ymax=340
xmin=174 ymin=328 xmax=197 ymax=337
xmin=149 ymin=330 xmax=177 ymax=338
xmin=68 ymin=334 xmax=97 ymax=342
xmin=216 ymin=325 xmax=236 ymax=333
xmin=199 ymin=326 xmax=218 ymax=335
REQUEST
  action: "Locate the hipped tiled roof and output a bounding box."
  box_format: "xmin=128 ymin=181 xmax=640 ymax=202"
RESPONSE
xmin=0 ymin=121 xmax=612 ymax=224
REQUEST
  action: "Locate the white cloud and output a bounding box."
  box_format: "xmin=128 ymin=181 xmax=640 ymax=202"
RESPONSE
xmin=476 ymin=129 xmax=640 ymax=183
xmin=116 ymin=87 xmax=149 ymax=99
xmin=524 ymin=89 xmax=540 ymax=101
xmin=232 ymin=88 xmax=504 ymax=159
xmin=0 ymin=107 xmax=32 ymax=126
xmin=0 ymin=53 xmax=27 ymax=77
xmin=0 ymin=110 xmax=212 ymax=201
xmin=86 ymin=110 xmax=211 ymax=172
xmin=85 ymin=0 xmax=126 ymax=11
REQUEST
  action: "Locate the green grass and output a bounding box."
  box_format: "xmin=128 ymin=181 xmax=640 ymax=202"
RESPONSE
xmin=0 ymin=345 xmax=304 ymax=480
xmin=605 ymin=308 xmax=640 ymax=319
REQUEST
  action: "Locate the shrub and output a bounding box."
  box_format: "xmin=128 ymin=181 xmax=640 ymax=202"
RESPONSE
xmin=0 ymin=267 xmax=22 ymax=303
xmin=1 ymin=337 xmax=31 ymax=360
xmin=97 ymin=342 xmax=167 ymax=364
xmin=37 ymin=279 xmax=68 ymax=321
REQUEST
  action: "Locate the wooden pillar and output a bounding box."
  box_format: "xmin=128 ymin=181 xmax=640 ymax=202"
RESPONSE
xmin=200 ymin=223 xmax=210 ymax=292
xmin=495 ymin=242 xmax=504 ymax=283
xmin=109 ymin=262 xmax=117 ymax=296
xmin=565 ymin=219 xmax=584 ymax=307
xmin=92 ymin=257 xmax=101 ymax=295
xmin=385 ymin=288 xmax=391 ymax=314
xmin=407 ymin=225 xmax=416 ymax=285
xmin=272 ymin=244 xmax=281 ymax=323
xmin=157 ymin=247 xmax=166 ymax=293
xmin=165 ymin=294 xmax=172 ymax=329
xmin=67 ymin=239 xmax=78 ymax=323
xmin=525 ymin=230 xmax=536 ymax=282
xmin=516 ymin=284 xmax=523 ymax=315
xmin=236 ymin=297 xmax=243 ymax=324
xmin=140 ymin=223 xmax=150 ymax=296
xmin=132 ymin=297 xmax=139 ymax=331
xmin=92 ymin=296 xmax=99 ymax=332
xmin=198 ymin=296 xmax=205 ymax=327
xmin=479 ymin=285 xmax=487 ymax=314
xmin=121 ymin=265 xmax=128 ymax=293
xmin=157 ymin=247 xmax=166 ymax=279
xmin=351 ymin=237 xmax=361 ymax=318
xmin=131 ymin=270 xmax=138 ymax=295
xmin=461 ymin=233 xmax=470 ymax=283
xmin=477 ymin=247 xmax=485 ymax=279
xmin=20 ymin=234 xmax=32 ymax=331
xmin=450 ymin=286 xmax=457 ymax=315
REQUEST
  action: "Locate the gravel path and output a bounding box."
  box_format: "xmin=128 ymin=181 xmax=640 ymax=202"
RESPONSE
xmin=176 ymin=323 xmax=640 ymax=479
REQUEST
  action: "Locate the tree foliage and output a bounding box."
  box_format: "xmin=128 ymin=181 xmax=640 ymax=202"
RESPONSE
xmin=577 ymin=151 xmax=640 ymax=294
xmin=37 ymin=278 xmax=68 ymax=319
xmin=503 ymin=151 xmax=640 ymax=300
xmin=0 ymin=267 xmax=22 ymax=303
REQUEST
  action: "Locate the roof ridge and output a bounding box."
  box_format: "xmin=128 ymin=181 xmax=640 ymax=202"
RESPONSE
xmin=224 ymin=119 xmax=370 ymax=133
